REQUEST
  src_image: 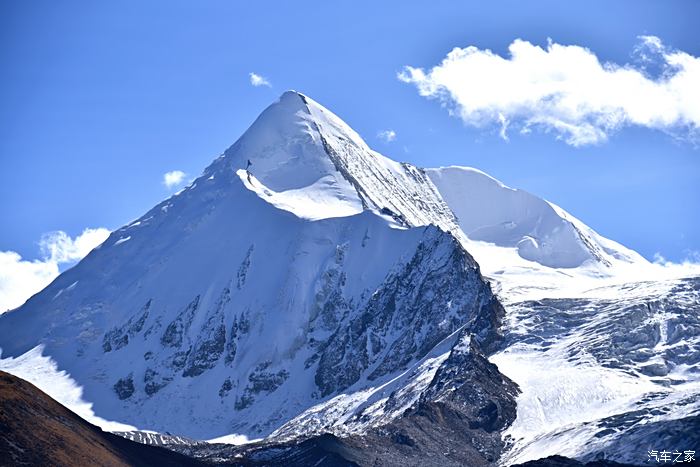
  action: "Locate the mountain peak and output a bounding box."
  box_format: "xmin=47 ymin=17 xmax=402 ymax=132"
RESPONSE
xmin=216 ymin=93 xmax=458 ymax=229
xmin=278 ymin=89 xmax=306 ymax=100
xmin=220 ymin=90 xmax=362 ymax=193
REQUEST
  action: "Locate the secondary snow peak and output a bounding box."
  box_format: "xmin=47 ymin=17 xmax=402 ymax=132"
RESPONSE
xmin=426 ymin=166 xmax=646 ymax=270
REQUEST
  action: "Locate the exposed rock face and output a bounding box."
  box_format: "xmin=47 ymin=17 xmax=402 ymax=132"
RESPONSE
xmin=337 ymin=336 xmax=518 ymax=467
xmin=314 ymin=228 xmax=502 ymax=396
xmin=161 ymin=295 xmax=200 ymax=349
xmin=183 ymin=288 xmax=230 ymax=377
xmin=144 ymin=368 xmax=170 ymax=396
xmin=114 ymin=374 xmax=135 ymax=400
xmin=159 ymin=335 xmax=518 ymax=467
xmin=103 ymin=299 xmax=152 ymax=352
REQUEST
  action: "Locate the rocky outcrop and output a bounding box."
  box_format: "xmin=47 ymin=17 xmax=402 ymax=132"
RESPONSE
xmin=103 ymin=299 xmax=152 ymax=352
xmin=314 ymin=226 xmax=502 ymax=397
xmin=161 ymin=296 xmax=200 ymax=349
xmin=114 ymin=374 xmax=135 ymax=400
xmin=183 ymin=288 xmax=230 ymax=377
xmin=168 ymin=334 xmax=518 ymax=466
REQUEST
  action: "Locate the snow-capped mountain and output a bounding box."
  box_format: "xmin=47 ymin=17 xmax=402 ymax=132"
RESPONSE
xmin=1 ymin=91 xmax=697 ymax=466
xmin=0 ymin=92 xmax=506 ymax=449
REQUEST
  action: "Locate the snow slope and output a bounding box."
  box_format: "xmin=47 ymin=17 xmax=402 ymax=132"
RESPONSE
xmin=427 ymin=166 xmax=646 ymax=269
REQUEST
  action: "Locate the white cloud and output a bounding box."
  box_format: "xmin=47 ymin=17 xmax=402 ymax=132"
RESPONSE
xmin=653 ymin=250 xmax=700 ymax=269
xmin=163 ymin=170 xmax=186 ymax=189
xmin=249 ymin=72 xmax=271 ymax=87
xmin=0 ymin=228 xmax=109 ymax=313
xmin=399 ymin=37 xmax=700 ymax=146
xmin=497 ymin=113 xmax=509 ymax=141
xmin=377 ymin=129 xmax=397 ymax=142
xmin=39 ymin=228 xmax=110 ymax=263
xmin=0 ymin=251 xmax=58 ymax=314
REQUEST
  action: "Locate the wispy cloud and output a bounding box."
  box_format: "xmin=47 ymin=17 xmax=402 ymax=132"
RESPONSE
xmin=0 ymin=228 xmax=110 ymax=313
xmin=377 ymin=129 xmax=397 ymax=143
xmin=249 ymin=72 xmax=271 ymax=88
xmin=399 ymin=36 xmax=700 ymax=146
xmin=653 ymin=250 xmax=700 ymax=268
xmin=163 ymin=170 xmax=186 ymax=189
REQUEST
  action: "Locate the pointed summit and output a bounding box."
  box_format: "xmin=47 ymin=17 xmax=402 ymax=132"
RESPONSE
xmin=218 ymin=91 xmax=458 ymax=229
xmin=223 ymin=91 xmax=332 ymax=191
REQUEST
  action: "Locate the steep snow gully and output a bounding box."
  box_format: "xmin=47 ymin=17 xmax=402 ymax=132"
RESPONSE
xmin=1 ymin=91 xmax=697 ymax=466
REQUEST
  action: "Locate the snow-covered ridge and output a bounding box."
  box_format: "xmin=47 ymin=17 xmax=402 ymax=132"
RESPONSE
xmin=427 ymin=166 xmax=646 ymax=269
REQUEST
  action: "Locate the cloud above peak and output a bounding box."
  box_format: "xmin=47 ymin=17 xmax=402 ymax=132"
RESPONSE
xmin=377 ymin=129 xmax=397 ymax=142
xmin=163 ymin=170 xmax=186 ymax=189
xmin=399 ymin=37 xmax=700 ymax=146
xmin=249 ymin=72 xmax=271 ymax=88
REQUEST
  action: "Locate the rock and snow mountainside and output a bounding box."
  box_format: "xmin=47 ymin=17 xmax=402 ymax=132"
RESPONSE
xmin=493 ymin=277 xmax=700 ymax=465
xmin=0 ymin=91 xmax=512 ymax=465
xmin=0 ymin=91 xmax=697 ymax=466
xmin=426 ymin=169 xmax=699 ymax=466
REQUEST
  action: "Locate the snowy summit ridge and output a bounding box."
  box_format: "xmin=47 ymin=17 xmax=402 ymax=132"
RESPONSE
xmin=427 ymin=166 xmax=646 ymax=269
xmin=213 ymin=90 xmax=459 ymax=230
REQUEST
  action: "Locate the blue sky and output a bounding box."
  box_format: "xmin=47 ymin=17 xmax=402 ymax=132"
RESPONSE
xmin=1 ymin=0 xmax=698 ymax=272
